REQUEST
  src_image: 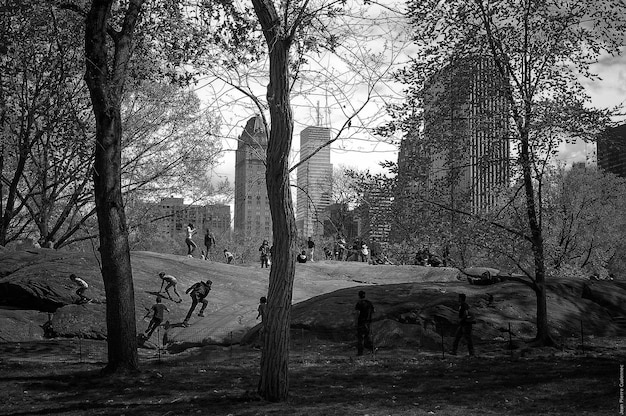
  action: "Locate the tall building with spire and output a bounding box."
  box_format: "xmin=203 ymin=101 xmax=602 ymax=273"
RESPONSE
xmin=296 ymin=126 xmax=333 ymax=239
xmin=234 ymin=115 xmax=272 ymax=240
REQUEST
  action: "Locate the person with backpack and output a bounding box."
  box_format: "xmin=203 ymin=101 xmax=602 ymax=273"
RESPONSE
xmin=259 ymin=240 xmax=270 ymax=268
xmin=354 ymin=290 xmax=375 ymax=356
xmin=182 ymin=279 xmax=213 ymax=327
xmin=451 ymin=293 xmax=475 ymax=356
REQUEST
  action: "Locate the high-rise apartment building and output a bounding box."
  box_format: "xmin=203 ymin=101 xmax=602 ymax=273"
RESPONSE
xmin=396 ymin=56 xmax=510 ymax=222
xmin=598 ymin=124 xmax=626 ymax=178
xmin=156 ymin=197 xmax=231 ymax=239
xmin=296 ymin=126 xmax=333 ymax=239
xmin=234 ymin=115 xmax=272 ymax=240
xmin=356 ymin=185 xmax=393 ymax=244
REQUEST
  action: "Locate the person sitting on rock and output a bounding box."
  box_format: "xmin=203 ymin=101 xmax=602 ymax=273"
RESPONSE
xmin=69 ymin=274 xmax=90 ymax=303
xmin=297 ymin=250 xmax=308 ymax=263
xmin=158 ymin=272 xmax=183 ymax=303
xmin=223 ymin=249 xmax=234 ymax=264
xmin=182 ymin=279 xmax=213 ymax=327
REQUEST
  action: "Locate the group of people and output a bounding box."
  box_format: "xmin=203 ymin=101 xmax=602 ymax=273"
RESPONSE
xmin=353 ymin=290 xmax=474 ymax=357
xmin=141 ymin=273 xmax=214 ymax=343
xmin=330 ymin=236 xmax=377 ymax=263
xmin=414 ymin=246 xmax=447 ymax=267
xmin=70 ymin=271 xmax=474 ymax=356
xmin=184 ymin=224 xmax=235 ymax=264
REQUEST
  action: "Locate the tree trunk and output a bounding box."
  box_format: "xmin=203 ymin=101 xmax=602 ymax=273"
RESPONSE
xmin=519 ymin=128 xmax=554 ymax=346
xmin=251 ymin=0 xmax=297 ymax=401
xmin=84 ymin=0 xmax=143 ymax=373
xmin=258 ymin=37 xmax=298 ymax=403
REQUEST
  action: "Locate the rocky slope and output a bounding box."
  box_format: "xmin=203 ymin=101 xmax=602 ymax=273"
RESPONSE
xmin=1 ymin=248 xmax=624 ymax=351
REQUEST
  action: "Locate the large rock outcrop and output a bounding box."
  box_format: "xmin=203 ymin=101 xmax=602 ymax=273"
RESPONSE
xmin=2 ymin=249 xmax=625 ymax=352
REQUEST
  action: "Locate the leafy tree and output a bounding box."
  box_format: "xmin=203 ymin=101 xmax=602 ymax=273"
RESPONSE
xmin=398 ymin=0 xmax=625 ymax=345
xmin=120 ymin=82 xmax=223 ymax=200
xmin=543 ymin=164 xmax=626 ymax=279
xmin=242 ymin=0 xmax=407 ymax=400
xmin=0 ymin=2 xmax=94 ymax=248
xmin=82 ymin=0 xmax=145 ymax=374
xmin=78 ymin=0 xmax=255 ymax=373
xmin=320 ymin=165 xmax=361 ymax=238
xmin=2 ymin=3 xmax=228 ymax=251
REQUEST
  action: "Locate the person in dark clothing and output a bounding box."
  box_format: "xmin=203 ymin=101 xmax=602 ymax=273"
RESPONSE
xmin=182 ymin=280 xmax=213 ymax=327
xmin=451 ymin=293 xmax=475 ymax=356
xmin=354 ymin=290 xmax=375 ymax=356
xmin=307 ymin=237 xmax=315 ymax=262
xmin=297 ymin=250 xmax=308 ymax=263
xmin=259 ymin=240 xmax=270 ymax=268
xmin=143 ymin=297 xmax=169 ymax=339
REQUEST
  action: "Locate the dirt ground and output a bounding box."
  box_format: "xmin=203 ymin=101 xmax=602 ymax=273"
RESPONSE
xmin=1 ymin=336 xmax=624 ymax=416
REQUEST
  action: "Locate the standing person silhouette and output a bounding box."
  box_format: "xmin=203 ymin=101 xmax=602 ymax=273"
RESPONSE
xmin=185 ymin=223 xmax=197 ymax=258
xmin=259 ymin=240 xmax=270 ymax=268
xmin=451 ymin=293 xmax=475 ymax=356
xmin=307 ymin=236 xmax=316 ymax=262
xmin=256 ymin=296 xmax=267 ymax=347
xmin=204 ymin=229 xmax=215 ymax=261
xmin=354 ymin=290 xmax=375 ymax=356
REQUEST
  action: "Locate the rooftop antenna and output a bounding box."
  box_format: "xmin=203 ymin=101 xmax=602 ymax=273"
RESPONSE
xmin=316 ymin=101 xmax=321 ymax=127
xmin=325 ymin=91 xmax=330 ymax=128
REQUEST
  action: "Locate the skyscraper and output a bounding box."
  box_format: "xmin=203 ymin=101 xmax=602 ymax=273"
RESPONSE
xmin=234 ymin=115 xmax=272 ymax=240
xmin=398 ymin=56 xmax=510 ymax=215
xmin=598 ymin=124 xmax=626 ymax=178
xmin=296 ymin=126 xmax=333 ymax=239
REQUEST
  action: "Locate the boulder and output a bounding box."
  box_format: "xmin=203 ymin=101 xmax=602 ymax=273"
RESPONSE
xmin=3 ymin=249 xmax=626 ymax=352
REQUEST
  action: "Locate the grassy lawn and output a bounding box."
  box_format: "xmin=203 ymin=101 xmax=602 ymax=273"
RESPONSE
xmin=0 ymin=338 xmax=623 ymax=415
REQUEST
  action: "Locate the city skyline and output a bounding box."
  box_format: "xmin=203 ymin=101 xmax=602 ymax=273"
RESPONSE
xmin=207 ymin=51 xmax=625 ymax=192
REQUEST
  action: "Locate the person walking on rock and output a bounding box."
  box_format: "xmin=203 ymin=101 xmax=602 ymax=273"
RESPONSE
xmin=158 ymin=272 xmax=182 ymax=303
xmin=354 ymin=290 xmax=375 ymax=356
xmin=143 ymin=297 xmax=169 ymax=339
xmin=182 ymin=279 xmax=212 ymax=327
xmin=185 ymin=223 xmax=197 ymax=258
xmin=451 ymin=293 xmax=475 ymax=356
xmin=256 ymin=296 xmax=267 ymax=346
xmin=204 ymin=229 xmax=215 ymax=261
